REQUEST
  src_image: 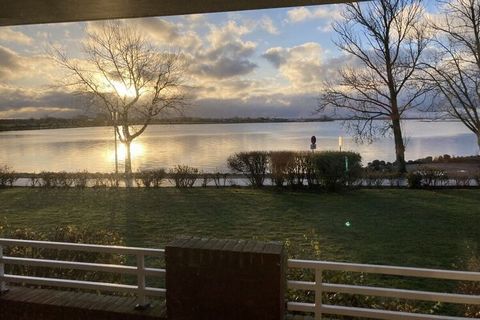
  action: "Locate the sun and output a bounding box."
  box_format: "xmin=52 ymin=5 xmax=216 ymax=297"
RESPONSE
xmin=112 ymin=81 xmax=137 ymax=98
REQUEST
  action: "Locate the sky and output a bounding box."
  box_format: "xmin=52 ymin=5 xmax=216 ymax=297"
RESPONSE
xmin=0 ymin=2 xmax=437 ymax=119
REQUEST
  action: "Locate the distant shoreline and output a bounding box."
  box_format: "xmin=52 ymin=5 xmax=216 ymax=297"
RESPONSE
xmin=0 ymin=116 xmax=456 ymax=133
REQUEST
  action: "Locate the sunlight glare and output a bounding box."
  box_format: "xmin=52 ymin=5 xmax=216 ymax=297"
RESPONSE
xmin=110 ymin=141 xmax=145 ymax=162
xmin=112 ymin=81 xmax=137 ymax=98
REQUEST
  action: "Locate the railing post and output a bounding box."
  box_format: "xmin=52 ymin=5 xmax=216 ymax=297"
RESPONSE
xmin=315 ymin=267 xmax=322 ymax=320
xmin=135 ymin=253 xmax=149 ymax=310
xmin=0 ymin=246 xmax=8 ymax=293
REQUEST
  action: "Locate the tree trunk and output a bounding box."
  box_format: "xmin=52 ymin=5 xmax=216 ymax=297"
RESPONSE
xmin=124 ymin=140 xmax=132 ymax=174
xmin=391 ymin=117 xmax=406 ymax=173
xmin=477 ymin=132 xmax=480 ymax=154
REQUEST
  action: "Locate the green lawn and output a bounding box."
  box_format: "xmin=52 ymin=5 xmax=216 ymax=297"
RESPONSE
xmin=0 ymin=187 xmax=479 ymax=270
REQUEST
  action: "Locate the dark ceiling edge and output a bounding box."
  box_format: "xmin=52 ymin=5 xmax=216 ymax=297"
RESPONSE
xmin=0 ymin=0 xmax=362 ymax=27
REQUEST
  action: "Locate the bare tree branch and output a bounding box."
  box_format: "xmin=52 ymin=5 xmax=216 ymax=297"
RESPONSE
xmin=50 ymin=21 xmax=188 ymax=173
xmin=318 ymin=0 xmax=430 ymax=172
xmin=423 ymin=0 xmax=480 ymax=150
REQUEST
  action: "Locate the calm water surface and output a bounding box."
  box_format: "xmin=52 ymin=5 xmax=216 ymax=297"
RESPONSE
xmin=0 ymin=121 xmax=478 ymax=172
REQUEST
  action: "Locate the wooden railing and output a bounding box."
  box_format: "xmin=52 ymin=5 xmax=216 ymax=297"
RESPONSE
xmin=0 ymin=238 xmax=165 ymax=308
xmin=2 ymin=238 xmax=480 ymax=318
xmin=287 ymin=259 xmax=480 ymax=320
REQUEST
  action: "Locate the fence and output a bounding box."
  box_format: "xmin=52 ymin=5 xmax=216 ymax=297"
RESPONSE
xmin=1 ymin=238 xmax=480 ymax=318
xmin=287 ymin=259 xmax=480 ymax=319
xmin=0 ymin=238 xmax=165 ymax=308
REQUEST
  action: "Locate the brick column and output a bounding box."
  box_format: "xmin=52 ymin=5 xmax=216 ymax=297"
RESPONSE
xmin=165 ymin=238 xmax=285 ymax=320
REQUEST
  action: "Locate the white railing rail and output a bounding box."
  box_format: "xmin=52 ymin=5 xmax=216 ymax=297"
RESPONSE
xmin=0 ymin=238 xmax=165 ymax=308
xmin=287 ymin=259 xmax=480 ymax=320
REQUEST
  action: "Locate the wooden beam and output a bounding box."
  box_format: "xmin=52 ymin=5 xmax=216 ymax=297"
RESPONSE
xmin=0 ymin=0 xmax=358 ymax=26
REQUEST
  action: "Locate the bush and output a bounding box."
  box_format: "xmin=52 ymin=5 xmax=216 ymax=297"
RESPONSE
xmin=458 ymin=253 xmax=480 ymax=318
xmin=72 ymin=171 xmax=89 ymax=188
xmin=363 ymin=170 xmax=385 ymax=188
xmin=169 ymin=165 xmax=199 ymax=188
xmin=418 ymin=167 xmax=449 ymax=188
xmin=0 ymin=165 xmax=17 ymax=187
xmin=269 ymin=151 xmax=296 ymax=187
xmin=212 ymin=172 xmax=228 ymax=188
xmin=54 ymin=171 xmax=75 ymax=188
xmin=310 ymin=151 xmax=362 ymax=191
xmin=227 ymin=151 xmax=268 ymax=187
xmin=0 ymin=221 xmax=127 ymax=288
xmin=134 ymin=169 xmax=166 ymax=188
xmin=407 ymin=172 xmax=423 ymax=189
xmin=38 ymin=171 xmax=57 ymax=188
xmin=472 ymin=171 xmax=480 ymax=187
xmin=450 ymin=173 xmax=471 ymax=187
xmin=285 ymin=152 xmax=309 ymax=187
xmin=385 ymin=172 xmax=404 ymax=187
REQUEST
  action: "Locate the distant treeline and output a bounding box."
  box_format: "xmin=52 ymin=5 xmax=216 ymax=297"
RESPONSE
xmin=0 ymin=115 xmax=335 ymax=132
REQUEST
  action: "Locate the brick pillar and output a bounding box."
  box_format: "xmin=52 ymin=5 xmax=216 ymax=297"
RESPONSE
xmin=165 ymin=238 xmax=285 ymax=320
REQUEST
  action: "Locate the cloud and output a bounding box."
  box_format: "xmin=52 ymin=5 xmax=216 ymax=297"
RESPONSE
xmin=259 ymin=16 xmax=279 ymax=35
xmin=263 ymin=42 xmax=325 ymax=89
xmin=286 ymin=6 xmax=343 ymax=23
xmin=263 ymin=42 xmax=362 ymax=94
xmin=0 ymin=27 xmax=33 ymax=45
xmin=0 ymin=46 xmax=23 ymax=78
xmin=188 ymin=93 xmax=318 ymax=118
xmin=0 ymin=45 xmax=60 ymax=85
xmin=285 ymin=5 xmax=344 ymax=32
xmin=134 ymin=18 xmax=202 ymax=50
xmin=187 ymin=20 xmax=259 ymax=79
xmin=193 ymin=57 xmax=257 ymax=79
xmin=0 ymin=85 xmax=83 ymax=118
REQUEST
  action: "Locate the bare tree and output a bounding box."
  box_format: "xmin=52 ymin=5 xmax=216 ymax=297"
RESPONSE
xmin=423 ymin=0 xmax=480 ymax=151
xmin=52 ymin=21 xmax=187 ymax=174
xmin=318 ymin=0 xmax=429 ymax=172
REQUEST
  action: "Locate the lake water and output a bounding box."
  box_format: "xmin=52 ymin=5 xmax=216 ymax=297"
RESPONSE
xmin=0 ymin=120 xmax=478 ymax=173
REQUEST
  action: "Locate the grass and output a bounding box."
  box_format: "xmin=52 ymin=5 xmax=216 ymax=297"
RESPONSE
xmin=0 ymin=187 xmax=479 ymax=271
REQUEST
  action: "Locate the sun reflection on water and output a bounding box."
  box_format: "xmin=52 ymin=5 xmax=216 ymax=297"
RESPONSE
xmin=109 ymin=141 xmax=145 ymax=162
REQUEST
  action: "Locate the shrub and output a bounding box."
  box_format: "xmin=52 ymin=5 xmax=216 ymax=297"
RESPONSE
xmin=0 ymin=165 xmax=17 ymax=187
xmin=54 ymin=171 xmax=75 ymax=188
xmin=407 ymin=172 xmax=423 ymax=189
xmin=363 ymin=170 xmax=385 ymax=188
xmin=227 ymin=151 xmax=268 ymax=187
xmin=169 ymin=165 xmax=199 ymax=188
xmin=0 ymin=221 xmax=127 ymax=287
xmin=269 ymin=151 xmax=296 ymax=187
xmin=72 ymin=171 xmax=89 ymax=188
xmin=38 ymin=171 xmax=57 ymax=187
xmin=135 ymin=169 xmax=166 ymax=188
xmin=472 ymin=171 xmax=480 ymax=187
xmin=385 ymin=172 xmax=404 ymax=187
xmin=212 ymin=172 xmax=228 ymax=188
xmin=417 ymin=167 xmax=449 ymax=188
xmin=310 ymin=151 xmax=362 ymax=191
xmin=29 ymin=174 xmax=41 ymax=187
xmin=458 ymin=253 xmax=480 ymax=318
xmin=285 ymin=152 xmax=308 ymax=187
xmin=450 ymin=173 xmax=471 ymax=187
xmin=104 ymin=173 xmax=120 ymax=187
xmin=92 ymin=174 xmax=109 ymax=188
xmin=200 ymin=172 xmax=212 ymax=187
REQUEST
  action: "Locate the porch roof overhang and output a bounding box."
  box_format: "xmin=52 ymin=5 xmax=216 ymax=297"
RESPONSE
xmin=0 ymin=0 xmax=360 ymax=27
